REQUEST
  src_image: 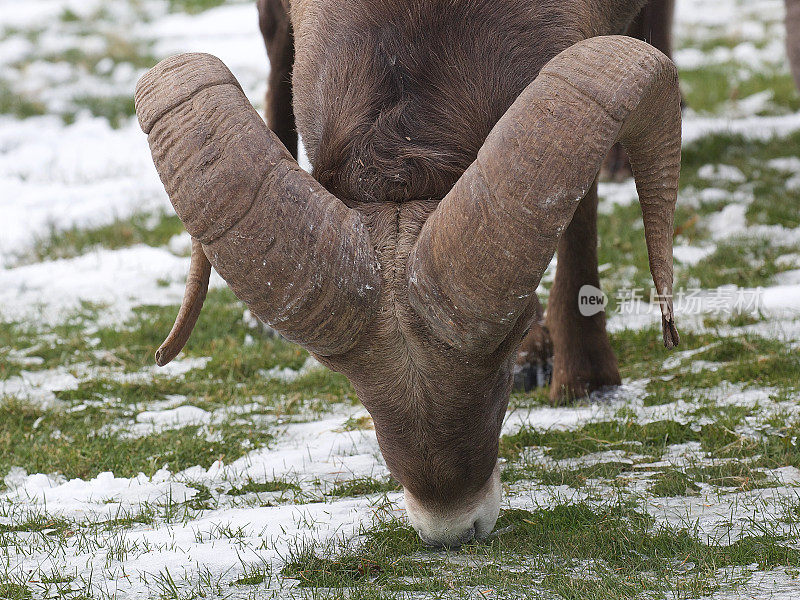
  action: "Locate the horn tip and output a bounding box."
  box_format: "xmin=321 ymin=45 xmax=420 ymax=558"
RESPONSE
xmin=662 ymin=317 xmax=680 ymax=349
xmin=155 ymin=345 xmax=174 ymax=367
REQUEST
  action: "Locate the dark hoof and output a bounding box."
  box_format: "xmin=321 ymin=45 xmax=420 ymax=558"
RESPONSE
xmin=600 ymin=143 xmax=633 ymax=182
xmin=514 ymin=322 xmax=553 ymax=392
xmin=513 ymin=359 xmax=553 ymax=392
xmin=548 ymin=364 xmax=622 ymax=405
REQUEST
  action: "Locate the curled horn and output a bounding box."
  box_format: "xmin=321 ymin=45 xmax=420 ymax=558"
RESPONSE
xmin=135 ymin=53 xmax=381 ymax=363
xmin=408 ymin=36 xmax=682 ymax=354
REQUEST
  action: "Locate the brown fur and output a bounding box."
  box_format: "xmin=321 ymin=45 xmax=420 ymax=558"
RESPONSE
xmin=293 ymin=1 xmax=585 ymax=204
xmin=628 ymin=0 xmax=674 ymax=58
xmin=258 ymin=0 xmax=297 ymax=157
xmin=545 ymin=181 xmax=621 ymax=400
xmin=259 ymin=1 xmax=661 ymax=405
xmin=318 ymin=198 xmax=528 ymax=505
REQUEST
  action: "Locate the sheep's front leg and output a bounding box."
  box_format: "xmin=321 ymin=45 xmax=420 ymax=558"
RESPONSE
xmin=544 ymin=179 xmax=621 ymax=402
xmin=258 ymin=0 xmax=297 ymax=158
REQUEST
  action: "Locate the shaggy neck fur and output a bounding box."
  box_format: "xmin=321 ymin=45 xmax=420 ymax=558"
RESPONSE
xmin=293 ymin=0 xmax=584 ymax=205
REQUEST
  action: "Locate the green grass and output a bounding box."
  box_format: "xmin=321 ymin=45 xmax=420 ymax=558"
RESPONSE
xmin=0 ymin=286 xmax=346 ymax=394
xmin=610 ymin=326 xmax=800 ymax=393
xmin=680 ymin=65 xmax=800 ymax=114
xmin=502 ymin=461 xmax=633 ymax=488
xmin=71 ymin=95 xmax=137 ymax=128
xmin=0 ymin=320 xmax=41 ymax=379
xmin=650 ymin=469 xmax=701 ymax=497
xmin=0 ymin=513 xmax=72 ymax=534
xmin=500 ymin=419 xmax=700 ymax=462
xmin=0 ymin=395 xmax=273 ymax=480
xmin=610 ymin=327 xmax=716 ymax=379
xmin=501 ymin=326 xmax=799 ymax=498
xmin=701 ymin=421 xmax=800 ymax=470
xmin=59 ymin=8 xmax=81 ymax=22
xmin=681 ymin=131 xmax=800 ymax=191
xmin=231 ymin=563 xmax=271 ymax=586
xmin=340 ymin=415 xmax=375 ymax=431
xmin=681 ymin=352 xmax=800 ymax=391
xmin=280 ymin=500 xmax=800 ymax=598
xmin=488 ymin=503 xmax=800 ymax=571
xmin=19 ymin=212 xmax=184 ymax=265
xmin=687 ymin=462 xmax=769 ymax=491
xmin=228 ymin=479 xmax=301 ymax=496
xmin=685 ymin=236 xmax=797 ymax=288
xmin=90 ymin=288 xmax=308 ymax=375
xmin=36 ymin=34 xmax=157 ymax=72
xmin=0 ymin=81 xmax=46 ymax=119
xmin=642 ymin=386 xmax=679 ymax=406
xmin=692 ymin=337 xmax=784 ymax=363
xmin=0 ymin=286 xmax=360 ymax=482
xmin=1 ymin=20 xmax=157 ymax=123
xmin=282 ymin=519 xmax=438 ymax=591
xmin=594 ymin=129 xmax=800 ymax=309
xmin=0 ymin=583 xmax=32 ymax=600
xmin=327 ymin=477 xmax=401 ymax=498
xmin=167 ymin=0 xmax=226 ymax=14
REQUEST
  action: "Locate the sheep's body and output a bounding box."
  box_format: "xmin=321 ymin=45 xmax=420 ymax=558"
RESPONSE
xmin=136 ymin=1 xmax=683 ymax=547
xmin=138 ymin=0 xmax=800 ymax=547
xmin=246 ymin=0 xmax=677 ymax=542
xmin=258 ymin=0 xmax=651 ymax=406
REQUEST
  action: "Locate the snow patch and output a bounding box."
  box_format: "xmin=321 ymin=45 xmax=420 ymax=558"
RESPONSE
xmin=261 ymin=356 xmax=324 ymax=382
xmin=136 ymin=405 xmax=211 ymax=427
xmin=673 ymin=244 xmax=717 ymax=265
xmin=707 ymin=204 xmax=748 ymax=238
xmin=0 ymin=246 xmax=225 ymax=324
xmin=698 ymin=164 xmax=747 ymax=184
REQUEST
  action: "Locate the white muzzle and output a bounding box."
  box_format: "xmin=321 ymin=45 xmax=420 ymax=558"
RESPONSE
xmin=403 ymin=463 xmax=501 ymax=548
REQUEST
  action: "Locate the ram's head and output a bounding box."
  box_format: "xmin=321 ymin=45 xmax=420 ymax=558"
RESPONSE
xmin=135 ymin=36 xmax=681 ymax=548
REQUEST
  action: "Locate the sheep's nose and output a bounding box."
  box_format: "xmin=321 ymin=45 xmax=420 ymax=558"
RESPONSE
xmin=403 ymin=463 xmax=501 ymax=549
xmin=418 ymin=525 xmax=476 ymax=549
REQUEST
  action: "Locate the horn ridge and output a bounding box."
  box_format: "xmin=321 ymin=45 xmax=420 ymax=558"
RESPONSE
xmin=137 ymin=52 xmax=381 ymax=360
xmin=135 ymin=52 xmax=242 ymax=135
xmin=408 ymin=36 xmax=682 ymax=354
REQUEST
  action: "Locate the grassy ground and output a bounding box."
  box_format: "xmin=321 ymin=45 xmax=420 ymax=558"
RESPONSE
xmin=1 ymin=0 xmax=800 ymax=598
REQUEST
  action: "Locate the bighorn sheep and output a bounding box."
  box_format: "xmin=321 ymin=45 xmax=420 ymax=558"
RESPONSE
xmin=134 ymin=0 xmax=681 ymax=547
